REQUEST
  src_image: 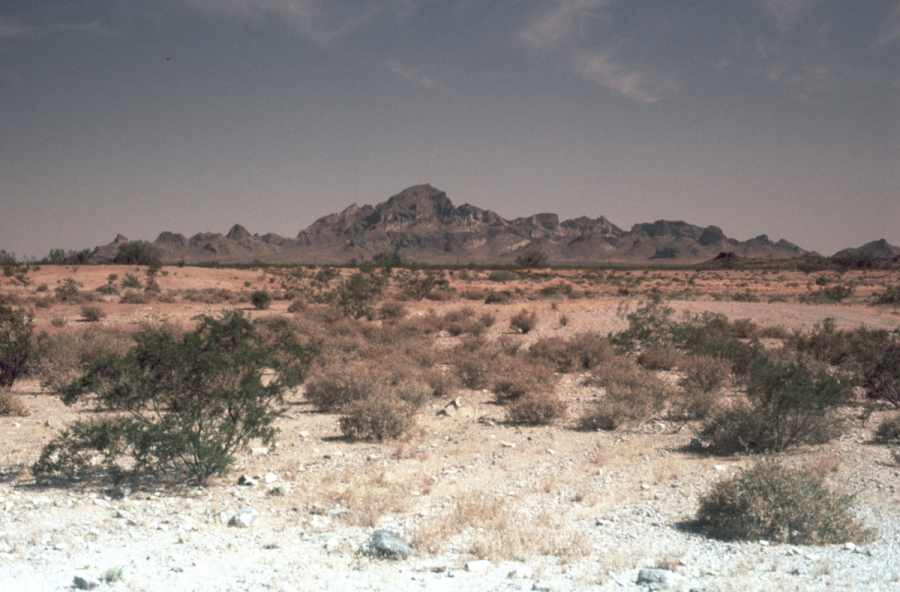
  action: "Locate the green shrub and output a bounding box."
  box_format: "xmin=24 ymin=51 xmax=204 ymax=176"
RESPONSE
xmin=875 ymin=414 xmax=900 ymax=443
xmin=80 ymin=306 xmax=106 ymax=323
xmin=250 ymin=290 xmax=272 ymax=310
xmin=33 ymin=311 xmax=314 ymax=482
xmin=120 ymin=274 xmax=142 ymax=289
xmin=695 ymin=461 xmax=872 ymax=545
xmin=509 ymin=309 xmax=538 ymax=334
xmin=799 ymin=284 xmax=854 ymax=304
xmin=514 ymin=250 xmax=548 ymax=269
xmin=863 ymin=342 xmax=900 ymax=408
xmin=95 ymin=284 xmax=119 ymax=296
xmin=0 ymin=306 xmax=33 ymax=388
xmin=54 ymin=278 xmax=80 ymax=301
xmin=699 ymin=359 xmax=845 ymax=453
xmin=488 ymin=270 xmax=517 ymax=283
xmin=871 ymin=284 xmax=900 ymax=306
xmin=609 ymin=296 xmax=674 ymax=354
xmin=336 ymin=273 xmax=385 ymax=319
xmin=113 ymin=242 xmax=162 ymax=267
xmin=397 ymin=271 xmax=438 ymax=301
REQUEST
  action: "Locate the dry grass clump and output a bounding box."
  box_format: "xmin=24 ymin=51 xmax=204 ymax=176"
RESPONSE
xmin=528 ymin=332 xmax=612 ymax=373
xmin=378 ymin=300 xmax=407 ymax=320
xmin=30 ymin=326 xmax=133 ymax=391
xmin=0 ymin=390 xmax=29 ymax=416
xmin=677 ymin=355 xmax=732 ymax=394
xmin=339 ymin=394 xmax=420 ymax=441
xmin=490 ymin=357 xmax=556 ymax=401
xmin=509 ymin=309 xmax=538 ymax=334
xmin=695 ymin=460 xmax=873 ymax=545
xmin=450 ymin=336 xmax=503 ymax=389
xmin=578 ymin=357 xmax=673 ymax=430
xmin=79 ymin=305 xmax=106 ymax=323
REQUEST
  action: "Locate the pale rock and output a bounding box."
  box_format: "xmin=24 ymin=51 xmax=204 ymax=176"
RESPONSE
xmin=466 ymin=560 xmax=492 ymax=573
xmin=362 ymin=529 xmax=411 ymax=560
xmin=229 ymin=508 xmax=258 ymax=528
xmin=73 ymin=575 xmax=100 ymax=590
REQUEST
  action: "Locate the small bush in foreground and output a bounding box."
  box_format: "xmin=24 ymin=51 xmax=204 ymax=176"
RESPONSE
xmin=491 ymin=358 xmax=556 ymax=401
xmin=33 ymin=311 xmax=315 ymax=482
xmin=528 ymin=332 xmax=611 ymax=373
xmin=0 ymin=390 xmax=29 ymax=416
xmin=339 ymin=394 xmax=419 ymax=440
xmin=863 ymin=343 xmax=900 ymax=408
xmin=80 ymin=306 xmax=106 ymax=323
xmin=0 ymin=305 xmax=33 ymax=388
xmin=695 ymin=461 xmax=873 ymax=545
xmin=509 ymin=309 xmax=538 ymax=334
xmin=506 ymin=391 xmax=567 ymax=425
xmin=875 ymin=414 xmax=900 ymax=443
xmin=250 ymin=290 xmax=271 ymax=310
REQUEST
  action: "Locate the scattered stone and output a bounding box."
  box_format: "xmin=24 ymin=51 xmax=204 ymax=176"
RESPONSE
xmin=327 ymin=507 xmax=350 ymax=518
xmin=804 ymin=553 xmax=820 ymax=561
xmin=73 ymin=575 xmax=101 ymax=590
xmin=251 ymin=447 xmax=269 ymax=456
xmin=362 ymin=529 xmax=411 ymax=560
xmin=228 ymin=508 xmax=259 ymax=528
xmin=759 ymin=540 xmax=769 ymax=546
xmin=264 ymin=473 xmax=278 ymax=483
xmin=532 ymin=581 xmax=551 ymax=592
xmin=324 ymin=536 xmax=340 ymax=553
xmin=501 ymin=441 xmax=516 ymax=448
xmin=546 ymin=449 xmax=556 ymax=455
xmin=843 ymin=542 xmax=856 ymax=551
xmin=636 ymin=568 xmax=683 ymax=588
xmin=108 ymin=486 xmax=129 ymax=500
xmin=267 ymin=486 xmax=287 ymax=497
xmin=640 ymin=484 xmax=650 ymax=491
xmin=465 ymin=560 xmax=492 ymax=573
xmin=713 ymin=465 xmax=727 ymax=471
xmin=439 ymin=397 xmax=477 ymax=418
xmin=92 ymin=499 xmax=111 ymax=508
xmin=237 ymin=475 xmax=258 ymax=487
xmin=508 ymin=565 xmax=533 ymax=579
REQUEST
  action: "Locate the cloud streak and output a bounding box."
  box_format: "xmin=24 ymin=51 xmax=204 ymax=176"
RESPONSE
xmin=519 ymin=0 xmax=611 ymax=49
xmin=573 ymin=50 xmax=679 ymax=104
xmin=0 ymin=15 xmax=115 ymax=40
xmin=386 ymin=59 xmax=438 ymax=88
xmin=873 ymin=2 xmax=900 ymax=47
xmin=185 ymin=0 xmax=379 ymax=45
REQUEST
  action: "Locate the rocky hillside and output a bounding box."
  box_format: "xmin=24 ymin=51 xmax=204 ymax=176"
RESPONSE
xmin=93 ymin=184 xmax=820 ymax=264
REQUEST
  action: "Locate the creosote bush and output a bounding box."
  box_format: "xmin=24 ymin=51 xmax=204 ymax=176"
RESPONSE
xmin=699 ymin=359 xmax=844 ymax=453
xmin=250 ymin=290 xmax=271 ymax=310
xmin=874 ymin=414 xmax=900 ymax=443
xmin=33 ymin=311 xmax=315 ymax=482
xmin=0 ymin=305 xmax=33 ymax=388
xmin=0 ymin=390 xmax=29 ymax=416
xmin=578 ymin=357 xmax=672 ymax=430
xmin=80 ymin=305 xmax=106 ymax=323
xmin=506 ymin=391 xmax=567 ymax=425
xmin=528 ymin=332 xmax=611 ymax=373
xmin=695 ymin=460 xmax=872 ymax=545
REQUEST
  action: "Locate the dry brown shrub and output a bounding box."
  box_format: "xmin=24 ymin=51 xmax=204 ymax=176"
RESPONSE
xmin=528 ymin=332 xmax=612 ymax=373
xmin=378 ymin=300 xmax=408 ymax=319
xmin=460 ymin=289 xmax=488 ymax=301
xmin=579 ymin=357 xmax=673 ymax=430
xmin=339 ymin=393 xmax=420 ymax=441
xmin=509 ymin=309 xmax=538 ymax=334
xmin=450 ymin=336 xmax=502 ymax=389
xmin=31 ymin=326 xmax=133 ymax=391
xmin=491 ymin=357 xmax=556 ymax=401
xmin=119 ymin=291 xmax=150 ymax=305
xmin=305 ymin=361 xmax=389 ymax=411
xmin=0 ymin=390 xmax=29 ymax=416
xmin=423 ymin=366 xmax=460 ymax=398
xmin=638 ymin=345 xmax=682 ymax=371
xmin=506 ymin=391 xmax=567 ymax=425
xmin=425 ymin=289 xmax=456 ymax=301
xmin=443 ymin=307 xmax=475 ymax=324
xmin=677 ymin=355 xmax=732 ymax=393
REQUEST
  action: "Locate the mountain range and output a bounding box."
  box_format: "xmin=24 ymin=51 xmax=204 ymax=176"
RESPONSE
xmin=92 ymin=184 xmax=898 ymax=265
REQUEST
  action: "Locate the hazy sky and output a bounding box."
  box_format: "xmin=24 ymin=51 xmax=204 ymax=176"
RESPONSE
xmin=2 ymin=0 xmax=898 ymax=259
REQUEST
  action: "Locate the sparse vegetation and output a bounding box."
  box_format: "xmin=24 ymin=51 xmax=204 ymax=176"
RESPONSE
xmin=250 ymin=290 xmax=272 ymax=310
xmin=509 ymin=309 xmax=538 ymax=334
xmin=0 ymin=305 xmax=33 ymax=388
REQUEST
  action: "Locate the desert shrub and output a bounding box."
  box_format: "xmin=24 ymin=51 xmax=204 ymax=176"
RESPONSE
xmin=95 ymin=284 xmax=119 ymax=296
xmin=479 ymin=312 xmax=496 ymax=328
xmin=695 ymin=461 xmax=872 ymax=545
xmin=514 ymin=250 xmax=548 ymax=269
xmin=488 ymin=270 xmax=517 ymax=283
xmin=451 ymin=336 xmax=502 ymax=389
xmin=0 ymin=306 xmax=33 ymax=388
xmin=120 ymin=274 xmax=142 ymax=289
xmin=36 ymin=284 xmax=48 ymax=293
xmin=610 ymin=296 xmax=674 ymax=354
xmin=461 ymin=289 xmax=488 ymax=301
xmin=396 ymin=271 xmax=438 ymax=301
xmin=54 ymin=278 xmax=81 ymax=301
xmin=528 ymin=332 xmax=611 ymax=373
xmin=443 ymin=307 xmax=475 ymax=324
xmin=336 ymin=273 xmax=385 ymax=319
xmin=862 ymin=342 xmax=900 ymax=408
xmin=50 ymin=316 xmax=68 ymax=327
xmin=0 ymin=390 xmax=29 ymax=416
xmin=305 ymin=361 xmax=388 ymax=412
xmin=799 ymin=284 xmax=854 ymax=304
xmin=871 ymin=284 xmax=900 ymax=306
xmin=506 ymin=391 xmax=567 ymax=425
xmin=378 ymin=301 xmax=408 ymax=320
xmin=638 ymin=346 xmax=682 ymax=371
xmin=423 ymin=367 xmax=460 ymax=398
xmin=112 ymin=241 xmax=162 ymax=266
xmin=678 ymin=355 xmax=732 ymax=394
xmin=33 ymin=311 xmax=314 ymax=482
xmin=30 ymin=326 xmax=133 ymax=391
xmin=286 ymin=298 xmax=307 ymax=314
xmin=80 ymin=306 xmax=106 ymax=323
xmin=491 ymin=357 xmax=556 ymax=401
xmin=250 ymin=290 xmax=271 ymax=310
xmin=339 ymin=394 xmax=420 ymax=440
xmin=119 ymin=291 xmax=150 ymax=305
xmin=874 ymin=414 xmax=900 ymax=443
xmin=484 ymin=290 xmax=511 ymax=304
xmin=699 ymin=359 xmax=845 ymax=453
xmin=425 ymin=289 xmax=455 ymax=301
xmin=509 ymin=309 xmax=538 ymax=334
xmin=579 ymin=357 xmax=672 ymax=430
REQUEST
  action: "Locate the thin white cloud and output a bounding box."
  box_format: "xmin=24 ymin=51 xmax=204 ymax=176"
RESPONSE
xmin=573 ymin=50 xmax=679 ymax=104
xmin=0 ymin=16 xmax=115 ymax=40
xmin=519 ymin=0 xmax=611 ymax=49
xmin=386 ymin=59 xmax=438 ymax=88
xmin=763 ymin=0 xmax=816 ymax=32
xmin=873 ymin=2 xmax=900 ymax=47
xmin=186 ymin=0 xmax=379 ymax=45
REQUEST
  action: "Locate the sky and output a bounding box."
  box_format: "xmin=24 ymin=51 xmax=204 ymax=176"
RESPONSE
xmin=1 ymin=0 xmax=898 ymax=259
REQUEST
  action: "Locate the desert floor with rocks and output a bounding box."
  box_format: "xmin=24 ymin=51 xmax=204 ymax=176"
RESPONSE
xmin=2 ymin=264 xmax=900 ymax=591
